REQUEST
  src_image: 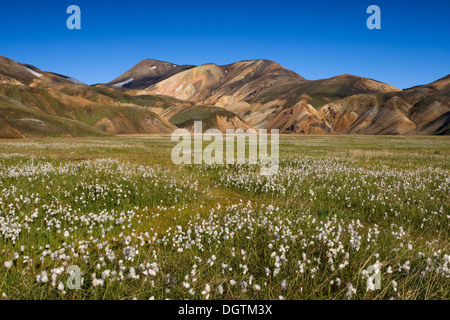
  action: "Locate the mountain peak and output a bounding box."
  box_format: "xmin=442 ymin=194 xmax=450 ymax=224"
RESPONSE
xmin=107 ymin=59 xmax=195 ymax=89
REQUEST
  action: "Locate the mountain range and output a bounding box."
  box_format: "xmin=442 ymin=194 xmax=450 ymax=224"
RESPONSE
xmin=0 ymin=55 xmax=448 ymax=138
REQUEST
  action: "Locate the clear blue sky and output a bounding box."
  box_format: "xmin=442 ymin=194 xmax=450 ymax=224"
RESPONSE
xmin=0 ymin=0 xmax=449 ymax=88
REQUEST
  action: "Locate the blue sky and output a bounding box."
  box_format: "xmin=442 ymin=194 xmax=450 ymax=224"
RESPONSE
xmin=0 ymin=0 xmax=449 ymax=88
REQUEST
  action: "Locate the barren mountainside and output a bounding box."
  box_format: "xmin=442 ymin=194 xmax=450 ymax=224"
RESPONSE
xmin=0 ymin=55 xmax=448 ymax=138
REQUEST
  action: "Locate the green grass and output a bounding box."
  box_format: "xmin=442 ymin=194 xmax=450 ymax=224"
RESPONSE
xmin=169 ymin=105 xmax=242 ymax=130
xmin=59 ymin=85 xmax=194 ymax=109
xmin=0 ymin=84 xmax=182 ymax=136
xmin=0 ymin=96 xmax=108 ymax=137
xmin=247 ymin=80 xmax=351 ymax=109
xmin=74 ymin=104 xmax=159 ymax=126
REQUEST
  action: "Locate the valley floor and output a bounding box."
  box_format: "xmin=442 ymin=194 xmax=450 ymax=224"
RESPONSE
xmin=0 ymin=136 xmax=448 ymax=300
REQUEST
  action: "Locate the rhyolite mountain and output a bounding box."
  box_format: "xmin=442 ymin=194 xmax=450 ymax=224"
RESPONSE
xmin=130 ymin=58 xmax=448 ymax=135
xmin=0 ymin=55 xmax=448 ymax=138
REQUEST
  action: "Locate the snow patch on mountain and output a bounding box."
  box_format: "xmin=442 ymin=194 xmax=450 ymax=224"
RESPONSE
xmin=23 ymin=66 xmax=42 ymax=78
xmin=113 ymin=78 xmax=134 ymax=88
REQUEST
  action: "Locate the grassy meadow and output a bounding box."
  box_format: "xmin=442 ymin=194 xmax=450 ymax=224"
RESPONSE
xmin=0 ymin=135 xmax=448 ymax=300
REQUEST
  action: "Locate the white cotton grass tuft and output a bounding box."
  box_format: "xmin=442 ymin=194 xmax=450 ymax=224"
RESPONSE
xmin=58 ymin=282 xmax=66 ymax=294
xmin=201 ymin=284 xmax=211 ymax=299
xmin=391 ymin=280 xmax=398 ymax=292
xmin=280 ymin=279 xmax=287 ymax=291
xmin=92 ymin=278 xmax=104 ymax=287
xmin=4 ymin=261 xmax=13 ymax=270
xmin=216 ymin=285 xmax=224 ymax=295
xmin=345 ymin=282 xmax=357 ymax=299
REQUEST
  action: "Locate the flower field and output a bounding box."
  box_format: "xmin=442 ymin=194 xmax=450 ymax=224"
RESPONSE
xmin=0 ymin=136 xmax=449 ymax=300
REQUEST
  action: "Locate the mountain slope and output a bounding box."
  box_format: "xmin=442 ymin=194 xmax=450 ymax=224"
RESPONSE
xmin=0 ymin=56 xmax=248 ymax=137
xmin=0 ymin=55 xmax=84 ymax=86
xmin=319 ymin=75 xmax=450 ymax=135
xmin=0 ymin=57 xmax=182 ymax=137
xmin=0 ymin=82 xmax=180 ymax=136
xmin=160 ymin=105 xmax=252 ymax=132
xmin=127 ymin=58 xmax=448 ymax=135
xmin=0 ymin=56 xmax=39 ymax=86
xmin=146 ymin=59 xmax=304 ymax=106
xmin=139 ymin=59 xmax=404 ymax=133
xmin=0 ymin=94 xmax=108 ymax=138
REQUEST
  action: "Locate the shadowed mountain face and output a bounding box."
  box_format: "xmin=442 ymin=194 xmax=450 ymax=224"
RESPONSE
xmin=0 ymin=54 xmax=449 ymax=138
xmin=107 ymin=59 xmax=196 ymax=89
xmin=0 ymin=56 xmax=37 ymax=86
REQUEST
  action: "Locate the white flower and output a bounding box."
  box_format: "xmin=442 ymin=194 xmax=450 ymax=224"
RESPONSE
xmin=345 ymin=282 xmax=357 ymax=299
xmin=4 ymin=261 xmax=13 ymax=270
xmin=37 ymin=272 xmax=49 ymax=283
xmin=253 ymin=284 xmax=261 ymax=291
xmin=391 ymin=280 xmax=398 ymax=292
xmin=64 ymin=231 xmax=70 ymax=238
xmin=216 ymin=285 xmax=224 ymax=294
xmin=58 ymin=282 xmax=66 ymax=294
xmin=201 ymin=283 xmax=211 ymax=299
xmin=281 ymin=280 xmax=287 ymax=291
xmin=92 ymin=278 xmax=104 ymax=287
